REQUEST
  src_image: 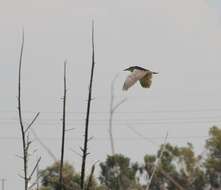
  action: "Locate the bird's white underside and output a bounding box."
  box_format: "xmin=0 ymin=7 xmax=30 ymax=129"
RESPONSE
xmin=123 ymin=69 xmax=148 ymax=90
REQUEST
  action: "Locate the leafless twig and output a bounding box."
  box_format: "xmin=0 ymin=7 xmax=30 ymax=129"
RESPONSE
xmin=65 ymin=127 xmax=75 ymax=132
xmin=25 ymin=112 xmax=40 ymax=133
xmin=29 ymin=157 xmax=41 ymax=181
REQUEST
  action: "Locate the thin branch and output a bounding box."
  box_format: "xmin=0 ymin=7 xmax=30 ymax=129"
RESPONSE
xmin=18 ymin=29 xmax=25 ymax=130
xmin=36 ymin=159 xmax=40 ymax=190
xmin=16 ymin=154 xmax=24 ymax=160
xmin=109 ymin=74 xmax=127 ymax=155
xmin=80 ymin=147 xmax=84 ymax=153
xmin=28 ymin=157 xmax=41 ymax=181
xmin=59 ymin=61 xmax=67 ymax=190
xmin=85 ymin=161 xmax=99 ymax=190
xmin=65 ymin=127 xmax=75 ymax=132
xmin=28 ymin=162 xmax=40 ymax=190
xmin=146 ymin=132 xmax=168 ymax=190
xmin=18 ymin=29 xmax=29 ymax=190
xmin=88 ymin=136 xmax=94 ymax=142
xmin=128 ymin=126 xmax=186 ymax=190
xmin=112 ymin=98 xmax=127 ymax=113
xmin=160 ymin=169 xmax=185 ymax=190
xmin=25 ymin=112 xmax=40 ymax=133
xmin=80 ymin=20 xmax=96 ymax=190
xmin=28 ymin=182 xmax=37 ymax=190
xmin=18 ymin=174 xmax=25 ymax=180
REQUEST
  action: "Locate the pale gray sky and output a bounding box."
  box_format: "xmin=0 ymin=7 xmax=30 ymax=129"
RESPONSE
xmin=1 ymin=0 xmax=221 ymax=189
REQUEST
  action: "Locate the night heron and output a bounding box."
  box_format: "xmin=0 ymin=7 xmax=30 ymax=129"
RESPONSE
xmin=123 ymin=66 xmax=158 ymax=90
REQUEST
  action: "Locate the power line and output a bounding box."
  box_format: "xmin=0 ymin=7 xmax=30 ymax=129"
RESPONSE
xmin=1 ymin=115 xmax=221 ymax=121
xmin=0 ymin=136 xmax=209 ymax=141
xmin=0 ymin=120 xmax=220 ymax=127
xmin=1 ymin=107 xmax=221 ymax=114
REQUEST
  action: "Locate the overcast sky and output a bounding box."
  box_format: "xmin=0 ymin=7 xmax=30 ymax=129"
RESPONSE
xmin=1 ymin=0 xmax=221 ymax=189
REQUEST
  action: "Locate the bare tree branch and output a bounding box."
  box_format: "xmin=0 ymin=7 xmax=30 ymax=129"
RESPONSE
xmin=146 ymin=132 xmax=168 ymax=190
xmin=80 ymin=20 xmax=96 ymax=190
xmin=16 ymin=154 xmax=24 ymax=160
xmin=128 ymin=126 xmax=186 ymax=190
xmin=18 ymin=29 xmax=29 ymax=190
xmin=65 ymin=127 xmax=75 ymax=132
xmin=159 ymin=169 xmax=185 ymax=190
xmin=59 ymin=61 xmax=67 ymax=190
xmin=25 ymin=112 xmax=40 ymax=133
xmin=28 ymin=157 xmax=41 ymax=181
xmin=112 ymin=98 xmax=127 ymax=113
xmin=109 ymin=74 xmax=127 ymax=155
xmin=85 ymin=161 xmax=99 ymax=190
xmin=17 ymin=29 xmax=40 ymax=190
xmin=27 ymin=160 xmax=41 ymax=190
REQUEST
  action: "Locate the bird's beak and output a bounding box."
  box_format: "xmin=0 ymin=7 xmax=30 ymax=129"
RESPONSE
xmin=152 ymin=72 xmax=159 ymax=74
xmin=123 ymin=68 xmax=129 ymax=71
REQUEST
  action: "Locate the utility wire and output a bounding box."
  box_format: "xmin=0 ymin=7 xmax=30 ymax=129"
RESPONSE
xmin=2 ymin=115 xmax=221 ymax=121
xmin=0 ymin=136 xmax=209 ymax=141
xmin=1 ymin=107 xmax=221 ymax=114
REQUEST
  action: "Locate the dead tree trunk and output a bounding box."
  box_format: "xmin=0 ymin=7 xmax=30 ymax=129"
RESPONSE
xmin=59 ymin=62 xmax=67 ymax=190
xmin=17 ymin=29 xmax=40 ymax=190
xmin=18 ymin=29 xmax=28 ymax=190
xmin=80 ymin=21 xmax=96 ymax=190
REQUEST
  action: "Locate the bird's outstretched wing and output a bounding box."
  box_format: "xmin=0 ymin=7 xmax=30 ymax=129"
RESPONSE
xmin=123 ymin=69 xmax=148 ymax=90
xmin=139 ymin=73 xmax=152 ymax=88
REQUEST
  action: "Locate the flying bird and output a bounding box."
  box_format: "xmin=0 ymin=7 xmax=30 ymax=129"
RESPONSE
xmin=123 ymin=66 xmax=158 ymax=90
